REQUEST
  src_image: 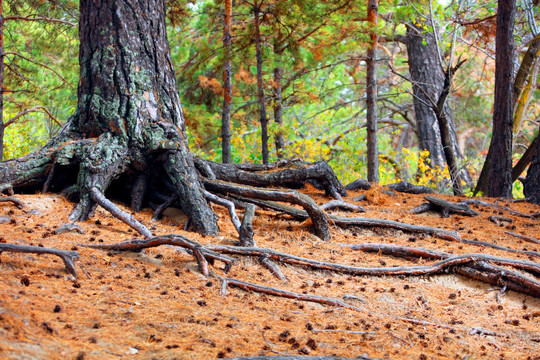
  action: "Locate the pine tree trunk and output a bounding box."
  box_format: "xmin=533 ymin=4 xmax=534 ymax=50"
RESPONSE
xmin=0 ymin=3 xmax=4 ymax=161
xmin=366 ymin=0 xmax=379 ymax=183
xmin=221 ymin=0 xmax=232 ymax=164
xmin=254 ymin=4 xmax=269 ymax=164
xmin=273 ymin=40 xmax=284 ymax=159
xmin=0 ymin=0 xmax=219 ymax=235
xmin=406 ymin=22 xmax=462 ymax=170
xmin=488 ymin=0 xmax=516 ymax=198
xmin=524 ymin=129 xmax=540 ymax=204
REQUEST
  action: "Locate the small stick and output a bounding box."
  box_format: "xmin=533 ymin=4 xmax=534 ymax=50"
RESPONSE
xmin=89 ymin=187 xmax=152 ymax=238
xmin=505 ymin=231 xmax=540 ymax=245
xmin=220 ymin=277 xmax=361 ymax=311
xmin=0 ymin=197 xmax=24 ymax=209
xmin=0 ymin=243 xmax=78 ymax=278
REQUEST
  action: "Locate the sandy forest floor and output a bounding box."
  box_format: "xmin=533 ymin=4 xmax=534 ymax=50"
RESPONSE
xmin=0 ymin=185 xmax=539 ymax=360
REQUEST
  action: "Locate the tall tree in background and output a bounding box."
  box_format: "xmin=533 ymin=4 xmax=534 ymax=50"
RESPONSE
xmin=487 ymin=0 xmax=516 ymax=198
xmin=366 ymin=0 xmax=379 ymax=183
xmin=221 ymin=0 xmax=233 ymax=163
xmin=0 ymin=0 xmax=76 ymax=160
xmin=252 ymin=0 xmax=270 ymax=164
xmin=0 ymin=0 xmax=219 ymax=234
xmin=405 ymin=22 xmax=463 ymax=173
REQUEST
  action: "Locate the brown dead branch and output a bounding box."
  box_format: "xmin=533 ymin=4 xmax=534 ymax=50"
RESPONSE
xmin=0 ymin=243 xmax=79 ymax=278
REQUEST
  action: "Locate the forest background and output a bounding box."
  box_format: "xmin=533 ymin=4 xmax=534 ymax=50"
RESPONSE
xmin=1 ymin=0 xmax=539 ymax=197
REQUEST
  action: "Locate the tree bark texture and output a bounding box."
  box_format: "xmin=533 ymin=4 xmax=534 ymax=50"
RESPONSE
xmin=254 ymin=3 xmax=269 ymax=164
xmin=0 ymin=2 xmax=4 ymax=161
xmin=0 ymin=0 xmax=219 ymax=235
xmin=221 ymin=0 xmax=232 ymax=164
xmin=405 ymin=22 xmax=462 ymax=170
xmin=488 ymin=0 xmax=516 ymax=198
xmin=366 ymin=0 xmax=379 ymax=183
xmin=524 ymin=128 xmax=540 ymax=204
xmin=273 ymin=38 xmax=285 ymax=158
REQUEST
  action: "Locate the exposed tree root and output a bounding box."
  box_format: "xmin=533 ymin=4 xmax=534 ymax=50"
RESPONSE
xmin=459 ymin=237 xmax=540 ymax=258
xmin=344 ymin=178 xmax=371 ymax=191
xmin=204 ymin=179 xmax=330 ymax=240
xmin=151 ymin=194 xmax=179 ymax=221
xmin=259 ymin=255 xmax=286 ymax=280
xmin=89 ymin=187 xmax=152 ymax=238
xmin=226 ymin=356 xmax=379 ymax=360
xmin=463 ymin=199 xmax=540 ymax=219
xmin=330 ymin=215 xmax=461 ymax=241
xmin=321 ymin=200 xmax=366 ymax=213
xmin=505 ymin=231 xmax=540 ymax=245
xmin=204 ymin=190 xmax=241 ymax=233
xmin=0 ymin=197 xmax=24 ymax=209
xmin=196 ymin=159 xmax=346 ymax=200
xmin=239 ymin=204 xmax=256 ymax=247
xmin=410 ymin=196 xmax=479 ymax=217
xmin=0 ymin=243 xmax=79 ymax=278
xmin=79 ymin=234 xmax=235 ymax=273
xmin=489 ymin=215 xmax=513 ymax=226
xmin=350 ymin=243 xmax=540 ymax=297
xmin=222 ymin=196 xmax=460 ymax=243
xmin=387 ymin=181 xmax=434 ymax=194
xmin=218 ymin=277 xmax=361 ymax=311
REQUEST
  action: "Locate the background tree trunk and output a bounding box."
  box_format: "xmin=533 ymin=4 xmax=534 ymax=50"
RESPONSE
xmin=254 ymin=3 xmax=269 ymax=164
xmin=487 ymin=0 xmax=516 ymax=198
xmin=273 ymin=37 xmax=284 ymax=159
xmin=221 ymin=0 xmax=232 ymax=164
xmin=366 ymin=0 xmax=379 ymax=183
xmin=524 ymin=128 xmax=540 ymax=203
xmin=405 ymin=22 xmax=462 ymax=171
xmin=0 ymin=2 xmax=4 ymax=161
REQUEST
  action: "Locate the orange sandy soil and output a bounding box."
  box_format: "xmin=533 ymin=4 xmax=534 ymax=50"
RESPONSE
xmin=0 ymin=186 xmax=539 ymax=360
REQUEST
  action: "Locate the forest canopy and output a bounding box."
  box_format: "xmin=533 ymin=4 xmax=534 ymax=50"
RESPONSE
xmin=1 ymin=0 xmax=539 ymax=197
